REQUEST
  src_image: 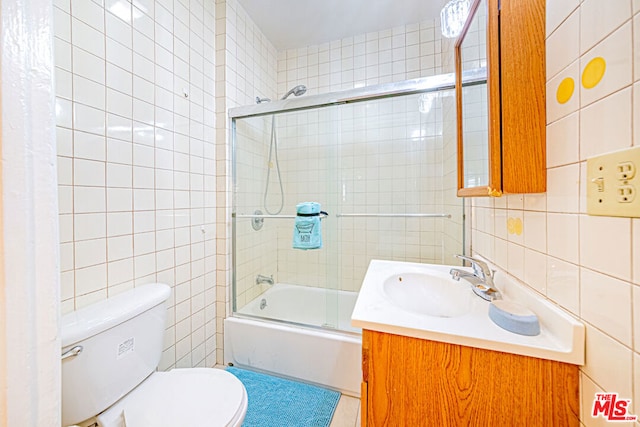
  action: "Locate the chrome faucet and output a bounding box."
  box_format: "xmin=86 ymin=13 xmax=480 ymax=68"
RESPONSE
xmin=256 ymin=274 xmax=274 ymax=286
xmin=450 ymin=255 xmax=502 ymax=301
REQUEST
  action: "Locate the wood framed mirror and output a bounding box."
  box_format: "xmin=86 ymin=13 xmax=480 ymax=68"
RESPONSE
xmin=455 ymin=0 xmax=546 ymax=197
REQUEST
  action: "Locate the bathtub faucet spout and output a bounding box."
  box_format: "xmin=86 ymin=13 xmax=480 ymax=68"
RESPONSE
xmin=256 ymin=274 xmax=274 ymax=286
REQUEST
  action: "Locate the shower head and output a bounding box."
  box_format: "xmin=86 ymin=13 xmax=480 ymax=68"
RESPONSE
xmin=281 ymin=85 xmax=307 ymax=100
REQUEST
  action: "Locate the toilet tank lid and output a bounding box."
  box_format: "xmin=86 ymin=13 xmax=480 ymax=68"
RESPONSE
xmin=61 ymin=283 xmax=171 ymax=348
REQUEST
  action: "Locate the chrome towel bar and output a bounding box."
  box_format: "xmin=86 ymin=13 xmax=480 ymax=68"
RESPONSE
xmin=336 ymin=213 xmax=451 ymax=218
xmin=234 ymin=213 xmax=329 ymax=219
xmin=234 ymin=213 xmax=450 ymax=219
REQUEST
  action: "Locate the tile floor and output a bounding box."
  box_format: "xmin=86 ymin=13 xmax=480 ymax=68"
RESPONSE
xmin=329 ymin=395 xmax=361 ymax=427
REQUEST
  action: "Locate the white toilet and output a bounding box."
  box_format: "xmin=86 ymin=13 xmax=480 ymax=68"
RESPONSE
xmin=61 ymin=283 xmax=247 ymax=427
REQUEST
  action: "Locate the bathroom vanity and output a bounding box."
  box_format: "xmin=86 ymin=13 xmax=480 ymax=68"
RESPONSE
xmin=360 ymin=330 xmax=579 ymax=426
xmin=352 ymin=260 xmax=584 ymax=427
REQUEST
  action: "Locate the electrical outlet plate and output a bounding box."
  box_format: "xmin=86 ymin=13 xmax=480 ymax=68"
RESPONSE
xmin=586 ymin=146 xmax=640 ymax=217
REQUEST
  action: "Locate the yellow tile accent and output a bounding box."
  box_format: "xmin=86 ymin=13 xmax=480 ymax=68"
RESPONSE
xmin=556 ymin=77 xmax=575 ymax=104
xmin=582 ymin=57 xmax=606 ymax=89
xmin=514 ymin=218 xmax=523 ymax=236
xmin=507 ymin=217 xmax=523 ymax=235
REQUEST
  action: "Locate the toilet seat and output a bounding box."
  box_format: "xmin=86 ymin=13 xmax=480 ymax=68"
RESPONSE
xmin=96 ymin=368 xmax=247 ymax=427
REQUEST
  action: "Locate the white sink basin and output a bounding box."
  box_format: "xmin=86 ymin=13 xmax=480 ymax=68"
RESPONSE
xmin=382 ymin=273 xmax=472 ymax=318
xmin=351 ymin=259 xmax=585 ymax=365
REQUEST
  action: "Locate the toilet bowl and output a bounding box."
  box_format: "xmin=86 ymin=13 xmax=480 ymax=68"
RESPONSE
xmin=61 ymin=283 xmax=247 ymax=427
xmin=97 ymin=369 xmax=247 ymax=427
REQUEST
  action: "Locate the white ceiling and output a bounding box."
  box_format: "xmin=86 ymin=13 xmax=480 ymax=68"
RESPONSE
xmin=236 ymin=0 xmax=449 ymax=50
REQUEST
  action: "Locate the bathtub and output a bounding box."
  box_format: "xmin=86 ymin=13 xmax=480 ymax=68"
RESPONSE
xmin=224 ymin=283 xmax=362 ymax=396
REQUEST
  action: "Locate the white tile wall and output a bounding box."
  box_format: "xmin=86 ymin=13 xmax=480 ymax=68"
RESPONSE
xmin=546 ymin=10 xmax=579 ymax=80
xmin=580 ymin=22 xmax=632 ymax=108
xmin=635 ymin=219 xmax=640 ymax=287
xmin=580 ymin=216 xmax=632 ymax=281
xmin=547 ymin=112 xmax=579 ymax=168
xmin=546 ymin=0 xmax=579 ymax=37
xmin=635 ymin=353 xmax=640 ymax=418
xmin=580 ymin=88 xmax=632 ymax=161
xmin=581 ymin=268 xmax=633 ymax=346
xmin=546 ymin=164 xmax=580 ymax=213
xmin=546 ymin=256 xmax=580 ymax=315
xmin=215 ymin=0 xmax=279 ymax=362
xmin=583 ymin=324 xmax=634 ymax=401
xmin=471 ymin=2 xmax=640 ymax=424
xmin=55 ymin=0 xmax=218 ymax=370
xmin=579 ymin=0 xmax=631 ymax=55
xmin=276 ymin=20 xmax=444 ymax=96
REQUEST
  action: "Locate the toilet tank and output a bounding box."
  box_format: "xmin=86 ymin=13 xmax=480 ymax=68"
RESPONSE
xmin=61 ymin=283 xmax=171 ymax=426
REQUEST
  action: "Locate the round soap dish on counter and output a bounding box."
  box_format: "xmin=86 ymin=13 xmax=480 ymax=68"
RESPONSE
xmin=488 ymin=300 xmax=540 ymax=336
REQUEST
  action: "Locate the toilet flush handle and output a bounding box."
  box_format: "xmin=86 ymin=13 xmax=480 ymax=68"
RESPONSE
xmin=61 ymin=345 xmax=83 ymax=360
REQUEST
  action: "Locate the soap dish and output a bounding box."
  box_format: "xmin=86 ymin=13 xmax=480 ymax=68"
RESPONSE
xmin=488 ymin=300 xmax=540 ymax=336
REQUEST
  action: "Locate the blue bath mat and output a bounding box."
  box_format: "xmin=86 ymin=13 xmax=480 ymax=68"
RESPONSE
xmin=226 ymin=367 xmax=341 ymax=427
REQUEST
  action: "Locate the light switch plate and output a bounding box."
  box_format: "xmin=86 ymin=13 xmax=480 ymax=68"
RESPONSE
xmin=586 ymin=146 xmax=640 ymax=217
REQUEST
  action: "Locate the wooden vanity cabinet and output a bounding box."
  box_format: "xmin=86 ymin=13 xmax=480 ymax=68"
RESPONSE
xmin=360 ymin=330 xmax=579 ymax=426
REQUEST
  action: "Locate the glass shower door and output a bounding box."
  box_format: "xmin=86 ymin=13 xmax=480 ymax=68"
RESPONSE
xmin=231 ymin=82 xmax=465 ymax=334
xmin=232 ymin=105 xmax=342 ymax=331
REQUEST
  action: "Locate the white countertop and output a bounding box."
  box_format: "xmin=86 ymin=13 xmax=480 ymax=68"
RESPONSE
xmin=351 ymin=260 xmax=585 ymax=365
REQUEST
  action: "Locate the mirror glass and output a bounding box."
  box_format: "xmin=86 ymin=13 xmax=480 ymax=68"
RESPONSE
xmin=459 ymin=0 xmax=489 ymax=189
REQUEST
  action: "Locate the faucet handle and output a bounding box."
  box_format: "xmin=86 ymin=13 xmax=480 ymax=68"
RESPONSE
xmin=455 ymin=255 xmax=493 ymax=279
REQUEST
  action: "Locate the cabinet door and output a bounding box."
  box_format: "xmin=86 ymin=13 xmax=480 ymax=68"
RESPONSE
xmin=364 ymin=330 xmax=579 ymax=426
xmin=499 ymin=0 xmax=546 ymax=194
